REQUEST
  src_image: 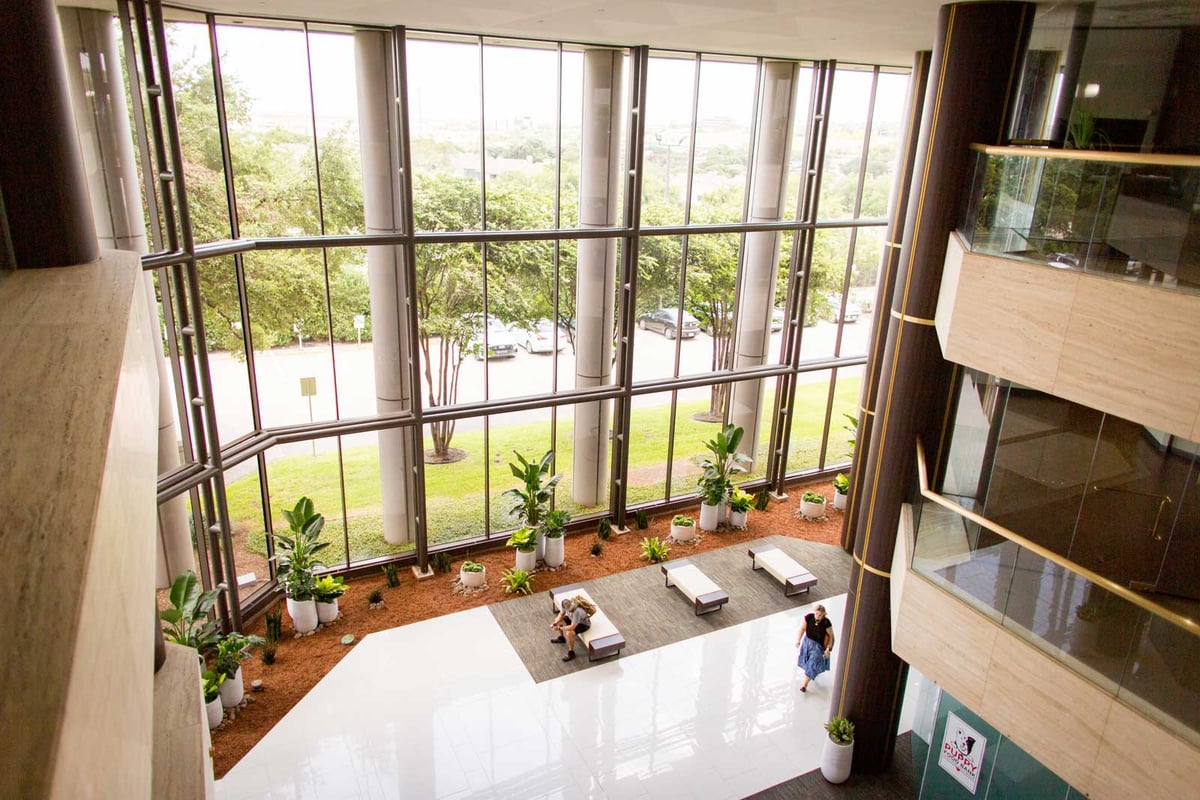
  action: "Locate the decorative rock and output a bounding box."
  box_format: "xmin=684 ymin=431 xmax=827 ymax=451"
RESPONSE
xmin=294 ymin=632 xmax=303 ymax=639
xmin=251 ymin=679 xmax=264 ymax=692
xmin=341 ymin=634 xmax=355 ymax=646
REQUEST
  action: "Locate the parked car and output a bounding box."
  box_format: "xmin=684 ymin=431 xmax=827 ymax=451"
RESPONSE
xmin=520 ymin=319 xmax=567 ymax=353
xmin=467 ymin=316 xmax=519 ymax=360
xmin=637 ymin=308 xmax=701 ymax=339
xmin=824 ymin=293 xmax=861 ymax=323
xmin=771 ymin=307 xmax=785 ymax=331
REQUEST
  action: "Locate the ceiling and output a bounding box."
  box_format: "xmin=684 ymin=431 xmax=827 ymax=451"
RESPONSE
xmin=73 ymin=1 xmax=1200 ymax=67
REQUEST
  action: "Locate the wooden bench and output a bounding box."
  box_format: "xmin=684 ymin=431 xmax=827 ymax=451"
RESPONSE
xmin=662 ymin=559 xmax=729 ymax=615
xmin=748 ymin=544 xmax=817 ymax=597
xmin=549 ymin=584 xmax=626 ymax=662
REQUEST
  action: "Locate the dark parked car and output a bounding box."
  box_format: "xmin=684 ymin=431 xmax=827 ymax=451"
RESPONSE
xmin=637 ymin=308 xmax=701 ymax=339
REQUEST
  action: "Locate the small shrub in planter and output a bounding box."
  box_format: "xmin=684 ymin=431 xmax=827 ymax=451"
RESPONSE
xmin=825 ymin=716 xmax=855 ymax=744
xmin=502 ymin=567 xmax=535 ymax=595
xmin=261 ymin=643 xmax=277 ymax=665
xmin=634 ymin=509 xmax=649 ymax=530
xmin=754 ymin=488 xmax=770 ymax=511
xmin=461 ymin=560 xmax=485 ymax=574
xmin=431 ymin=552 xmax=452 ymax=573
xmin=833 ymin=473 xmax=850 ymax=495
xmin=459 ymin=559 xmax=487 ymax=588
xmin=597 ymin=518 xmax=612 ymax=540
xmin=367 ymin=588 xmax=384 ymax=605
xmin=640 ymin=536 xmax=670 ymax=563
xmin=590 ymin=541 xmax=603 ymax=557
xmin=264 ymin=604 xmax=283 ymax=643
xmin=802 ymin=491 xmax=825 ymax=504
xmin=381 ymin=563 xmax=400 ymax=588
xmin=670 ymin=514 xmax=696 ymax=541
xmin=160 ymin=570 xmax=226 ymax=655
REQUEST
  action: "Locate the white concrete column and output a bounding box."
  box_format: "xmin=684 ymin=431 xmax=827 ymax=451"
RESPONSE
xmin=729 ymin=61 xmax=800 ymax=469
xmin=355 ymin=30 xmax=416 ymax=544
xmin=60 ymin=6 xmax=193 ymax=586
xmin=572 ymin=49 xmax=624 ymax=507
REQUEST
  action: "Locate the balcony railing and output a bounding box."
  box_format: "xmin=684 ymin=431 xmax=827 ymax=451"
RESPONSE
xmin=911 ymin=440 xmax=1200 ymax=744
xmin=959 ymin=145 xmax=1200 ymax=294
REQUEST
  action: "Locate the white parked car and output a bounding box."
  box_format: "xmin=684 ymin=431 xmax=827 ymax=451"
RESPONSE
xmin=824 ymin=293 xmax=861 ymax=324
xmin=467 ymin=316 xmax=519 ymax=360
xmin=520 ymin=319 xmax=568 ymax=353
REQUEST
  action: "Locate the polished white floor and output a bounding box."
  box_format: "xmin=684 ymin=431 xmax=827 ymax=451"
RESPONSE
xmin=218 ymin=594 xmax=915 ymax=800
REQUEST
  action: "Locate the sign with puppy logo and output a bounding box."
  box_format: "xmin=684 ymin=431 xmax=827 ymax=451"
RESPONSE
xmin=938 ymin=711 xmax=986 ymax=793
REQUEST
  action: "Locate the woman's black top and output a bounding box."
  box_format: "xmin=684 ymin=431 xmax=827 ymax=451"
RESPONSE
xmin=804 ymin=613 xmax=832 ymax=645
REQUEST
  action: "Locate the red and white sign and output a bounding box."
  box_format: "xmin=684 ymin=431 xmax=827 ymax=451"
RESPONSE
xmin=938 ymin=711 xmax=986 ymax=794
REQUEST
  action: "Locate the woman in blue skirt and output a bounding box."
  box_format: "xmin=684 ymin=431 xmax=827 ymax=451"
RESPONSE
xmin=795 ymin=604 xmax=835 ymax=692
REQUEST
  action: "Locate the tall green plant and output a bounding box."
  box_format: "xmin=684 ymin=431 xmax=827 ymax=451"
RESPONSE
xmin=159 ymin=570 xmax=226 ymax=655
xmin=271 ymin=497 xmax=329 ymax=601
xmin=698 ymin=424 xmax=751 ymax=497
xmin=502 ymin=450 xmax=561 ymax=528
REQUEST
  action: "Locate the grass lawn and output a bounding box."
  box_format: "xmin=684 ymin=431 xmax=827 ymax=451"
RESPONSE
xmin=229 ymin=376 xmax=859 ymax=565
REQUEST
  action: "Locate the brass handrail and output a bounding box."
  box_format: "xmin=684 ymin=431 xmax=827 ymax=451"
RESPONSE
xmin=915 ymin=440 xmax=1199 ymax=638
xmin=969 ymin=143 xmax=1200 ymax=167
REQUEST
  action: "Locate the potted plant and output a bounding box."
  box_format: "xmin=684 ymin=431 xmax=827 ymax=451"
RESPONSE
xmin=214 ymin=631 xmax=265 ymax=708
xmin=313 ymin=575 xmax=346 ymax=624
xmin=800 ymin=490 xmax=827 ymax=520
xmin=541 ymin=508 xmax=571 ymax=568
xmin=670 ymin=514 xmax=696 ymax=542
xmin=506 ymin=525 xmax=539 ymax=572
xmin=821 ymin=716 xmax=855 ymax=783
xmin=699 ymin=424 xmax=752 ymax=525
xmin=728 ymin=487 xmax=754 ymax=529
xmin=832 ymin=473 xmax=850 ymax=511
xmin=459 ymin=559 xmax=486 ymax=588
xmin=202 ymin=669 xmax=225 ymax=730
xmin=502 ymin=449 xmax=561 ymax=562
xmin=271 ymin=497 xmax=330 ymax=634
xmin=159 ymin=570 xmax=225 ymax=657
xmin=698 ymin=477 xmax=728 ymax=531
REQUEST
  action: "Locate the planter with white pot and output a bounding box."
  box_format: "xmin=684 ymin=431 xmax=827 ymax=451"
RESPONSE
xmin=832 ymin=473 xmax=850 ymax=511
xmin=799 ymin=491 xmax=827 ymax=520
xmin=459 ymin=561 xmax=487 ymax=588
xmin=313 ymin=574 xmax=346 ymax=624
xmin=670 ymin=515 xmax=696 ymax=542
xmin=219 ymin=665 xmax=245 ymax=708
xmin=203 ymin=671 xmax=224 ymax=730
xmin=821 ymin=717 xmax=855 ymax=784
xmin=287 ymin=597 xmax=318 ymax=633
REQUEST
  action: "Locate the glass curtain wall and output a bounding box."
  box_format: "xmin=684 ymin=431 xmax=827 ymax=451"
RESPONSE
xmin=142 ymin=9 xmax=907 ymax=617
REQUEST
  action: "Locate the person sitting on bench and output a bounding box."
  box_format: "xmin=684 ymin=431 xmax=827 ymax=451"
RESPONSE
xmin=550 ymin=597 xmax=594 ymax=661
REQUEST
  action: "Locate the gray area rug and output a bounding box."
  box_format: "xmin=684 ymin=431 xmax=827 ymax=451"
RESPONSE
xmin=489 ymin=535 xmax=853 ymax=683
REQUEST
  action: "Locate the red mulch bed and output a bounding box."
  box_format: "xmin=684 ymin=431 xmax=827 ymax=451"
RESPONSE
xmin=212 ymin=478 xmax=846 ymax=778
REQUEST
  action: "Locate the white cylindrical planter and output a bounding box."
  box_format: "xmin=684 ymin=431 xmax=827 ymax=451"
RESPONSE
xmin=459 ymin=566 xmax=486 ymax=588
xmin=287 ymin=597 xmax=319 ymax=634
xmin=515 ymin=549 xmax=537 ymax=572
xmin=317 ymin=598 xmax=339 ymax=624
xmin=671 ymin=522 xmax=696 ymax=542
xmin=219 ymin=666 xmax=244 ymax=709
xmin=206 ymin=696 xmax=224 ymax=730
xmin=730 ymin=509 xmax=748 ymax=529
xmin=717 ymin=499 xmax=729 ymax=527
xmin=821 ymin=737 xmax=853 ymax=784
xmin=800 ymin=499 xmax=826 ymax=519
xmin=543 ymin=536 xmax=565 ymax=568
xmin=699 ymin=503 xmax=720 ymax=531
xmin=833 ymin=490 xmax=848 ymax=511
xmin=535 ymin=533 xmax=546 ymax=563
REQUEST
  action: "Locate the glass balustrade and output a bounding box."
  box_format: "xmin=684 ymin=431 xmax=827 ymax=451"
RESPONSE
xmin=912 ymin=441 xmax=1200 ymax=744
xmin=960 ymin=145 xmax=1200 ymax=294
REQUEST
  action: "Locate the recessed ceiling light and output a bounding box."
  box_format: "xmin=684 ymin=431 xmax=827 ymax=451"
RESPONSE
xmin=1083 ymin=83 xmax=1100 ymax=98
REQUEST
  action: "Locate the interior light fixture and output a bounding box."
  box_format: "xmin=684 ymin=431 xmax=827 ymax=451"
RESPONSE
xmin=1083 ymin=83 xmax=1100 ymax=98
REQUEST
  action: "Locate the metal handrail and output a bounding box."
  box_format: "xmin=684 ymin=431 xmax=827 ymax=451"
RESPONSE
xmin=914 ymin=440 xmax=1198 ymax=638
xmin=968 ymin=143 xmax=1200 ymax=168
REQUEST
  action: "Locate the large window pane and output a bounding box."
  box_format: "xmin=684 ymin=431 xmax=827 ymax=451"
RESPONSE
xmin=487 ymin=410 xmax=554 ymax=536
xmin=195 ymin=257 xmax=254 ymax=444
xmin=265 ymin=443 xmax=349 ymax=569
xmin=340 ymin=431 xmax=410 ymax=565
xmin=626 ymin=391 xmax=677 ymax=506
xmin=690 ymin=57 xmax=756 ymax=224
xmin=217 ymin=22 xmax=321 ymax=238
xmin=818 ymin=66 xmax=874 ymax=220
xmin=223 ymin=460 xmax=270 ymax=603
xmin=308 ymin=30 xmax=365 ymax=237
xmin=327 ymin=246 xmax=376 ymax=419
xmin=786 ymin=368 xmax=833 ymax=473
xmin=407 ymin=35 xmax=482 ymax=229
xmin=424 ymin=420 xmax=487 ymax=547
xmin=242 ymin=250 xmax=337 ymax=429
xmin=555 ymin=402 xmax=610 ymax=517
xmin=643 ymin=53 xmax=696 ymax=225
xmin=862 ymin=70 xmax=910 ymax=219
xmin=483 ymin=41 xmax=557 ymax=231
xmin=783 ymin=64 xmax=815 ymax=221
xmin=485 ymin=240 xmax=556 ymax=400
xmin=414 ymin=242 xmax=485 ymax=413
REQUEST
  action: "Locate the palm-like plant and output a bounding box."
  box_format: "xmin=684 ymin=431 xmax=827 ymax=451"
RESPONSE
xmin=160 ymin=570 xmax=226 ymax=655
xmin=502 ymin=450 xmax=561 ymax=528
xmin=698 ymin=424 xmax=751 ymax=498
xmin=271 ymin=497 xmax=329 ymax=601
